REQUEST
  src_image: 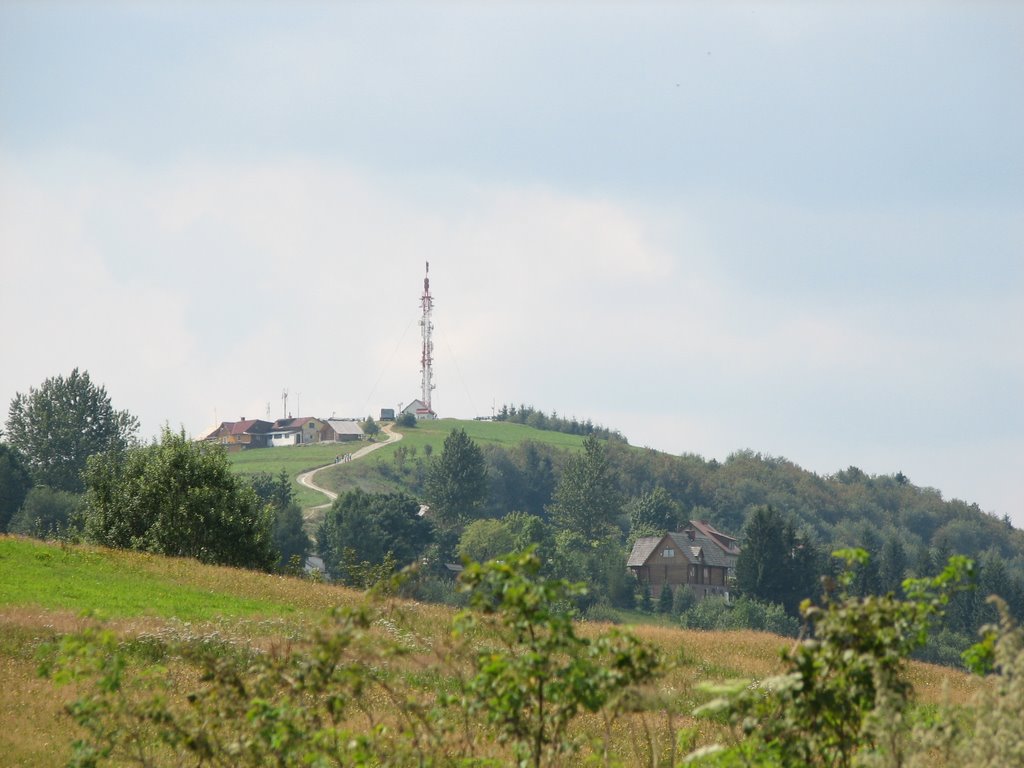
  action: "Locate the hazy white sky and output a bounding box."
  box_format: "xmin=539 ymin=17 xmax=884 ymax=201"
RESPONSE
xmin=1 ymin=2 xmax=1021 ymax=523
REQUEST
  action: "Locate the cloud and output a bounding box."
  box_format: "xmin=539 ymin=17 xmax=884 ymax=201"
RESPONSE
xmin=0 ymin=152 xmax=694 ymax=432
xmin=1 ymin=148 xmax=1021 ymax=525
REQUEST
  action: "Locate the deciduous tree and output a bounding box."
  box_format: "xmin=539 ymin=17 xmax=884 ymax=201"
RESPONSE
xmin=546 ymin=435 xmax=621 ymax=541
xmin=317 ymin=489 xmax=432 ymax=584
xmin=83 ymin=427 xmax=276 ymax=570
xmin=5 ymin=369 xmax=139 ymax=493
xmin=626 ymin=486 xmax=680 ymax=538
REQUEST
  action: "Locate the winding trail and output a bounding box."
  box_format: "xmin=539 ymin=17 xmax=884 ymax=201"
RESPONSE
xmin=296 ymin=422 xmax=402 ymax=511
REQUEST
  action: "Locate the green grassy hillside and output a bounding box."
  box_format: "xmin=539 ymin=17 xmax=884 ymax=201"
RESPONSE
xmin=0 ymin=536 xmax=984 ymax=767
xmin=228 ymin=418 xmax=586 ymax=506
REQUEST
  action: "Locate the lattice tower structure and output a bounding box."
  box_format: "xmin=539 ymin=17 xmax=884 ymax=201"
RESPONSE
xmin=419 ymin=261 xmax=435 ymax=413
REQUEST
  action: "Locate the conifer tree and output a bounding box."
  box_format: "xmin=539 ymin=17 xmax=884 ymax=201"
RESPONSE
xmin=425 ymin=428 xmax=488 ymax=531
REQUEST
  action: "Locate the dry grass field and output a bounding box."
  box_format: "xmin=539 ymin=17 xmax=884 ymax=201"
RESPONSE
xmin=0 ymin=536 xmax=986 ymax=767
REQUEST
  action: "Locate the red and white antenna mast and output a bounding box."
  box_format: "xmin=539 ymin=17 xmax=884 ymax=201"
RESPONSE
xmin=419 ymin=261 xmax=435 ymax=414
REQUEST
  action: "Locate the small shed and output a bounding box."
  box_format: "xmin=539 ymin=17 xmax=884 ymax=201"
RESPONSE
xmin=323 ymin=419 xmax=364 ymax=442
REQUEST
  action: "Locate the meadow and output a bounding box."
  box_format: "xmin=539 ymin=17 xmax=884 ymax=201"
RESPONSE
xmin=225 ymin=418 xmax=589 ymax=509
xmin=227 ymin=441 xmax=363 ymax=508
xmin=0 ymin=535 xmax=984 ymax=767
xmin=308 ymin=418 xmax=587 ymax=500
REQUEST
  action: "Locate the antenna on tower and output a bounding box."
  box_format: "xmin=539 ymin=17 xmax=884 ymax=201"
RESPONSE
xmin=266 ymin=402 xmax=271 ymax=418
xmin=419 ymin=261 xmax=436 ymax=416
xmin=281 ymin=389 xmax=289 ymax=419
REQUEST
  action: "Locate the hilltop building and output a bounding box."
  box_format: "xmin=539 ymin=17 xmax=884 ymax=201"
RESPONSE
xmin=201 ymin=416 xmax=364 ymax=450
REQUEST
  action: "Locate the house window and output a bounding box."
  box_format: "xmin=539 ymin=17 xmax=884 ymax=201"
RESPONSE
xmin=662 ymin=549 xmax=674 ymax=558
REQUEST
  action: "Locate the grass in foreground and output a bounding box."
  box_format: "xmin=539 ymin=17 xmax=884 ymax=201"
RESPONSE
xmin=0 ymin=537 xmax=986 ymax=767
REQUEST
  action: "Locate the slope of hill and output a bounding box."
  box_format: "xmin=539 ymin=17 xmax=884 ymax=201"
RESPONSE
xmin=275 ymin=418 xmax=1024 ymax=572
xmin=0 ymin=536 xmax=983 ymax=767
xmin=226 ymin=417 xmax=1024 ymax=667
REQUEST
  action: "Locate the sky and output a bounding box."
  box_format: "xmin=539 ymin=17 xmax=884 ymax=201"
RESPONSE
xmin=1 ymin=2 xmax=1021 ymax=524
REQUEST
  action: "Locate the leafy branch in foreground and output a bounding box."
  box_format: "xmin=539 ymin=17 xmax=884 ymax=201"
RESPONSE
xmin=40 ymin=550 xmax=660 ymax=767
xmin=455 ymin=548 xmax=660 ymax=768
xmin=688 ymin=549 xmax=974 ymax=768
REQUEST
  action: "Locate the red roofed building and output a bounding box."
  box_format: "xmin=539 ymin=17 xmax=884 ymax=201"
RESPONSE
xmin=201 ymin=418 xmax=273 ymax=451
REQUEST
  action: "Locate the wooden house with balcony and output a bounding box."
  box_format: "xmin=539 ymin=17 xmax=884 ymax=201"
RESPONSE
xmin=627 ymin=522 xmax=737 ymax=601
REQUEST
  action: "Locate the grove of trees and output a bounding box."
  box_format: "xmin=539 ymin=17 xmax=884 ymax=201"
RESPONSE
xmin=317 ymin=489 xmax=432 ymax=586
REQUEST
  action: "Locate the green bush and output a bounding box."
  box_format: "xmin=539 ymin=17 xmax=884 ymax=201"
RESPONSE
xmin=83 ymin=428 xmax=276 ymax=570
xmin=7 ymin=486 xmax=83 ymax=539
xmin=687 ymin=549 xmax=973 ymax=767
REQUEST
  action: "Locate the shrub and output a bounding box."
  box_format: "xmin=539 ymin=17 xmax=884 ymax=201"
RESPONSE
xmin=687 ymin=549 xmax=973 ymax=767
xmin=7 ymin=486 xmax=83 ymax=539
xmin=657 ymin=583 xmax=674 ymax=613
xmin=673 ymin=584 xmax=697 ymax=615
xmin=83 ymin=427 xmax=276 ymax=570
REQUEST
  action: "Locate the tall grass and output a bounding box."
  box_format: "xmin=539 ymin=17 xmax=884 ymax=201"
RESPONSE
xmin=1 ymin=536 xmax=986 ymax=767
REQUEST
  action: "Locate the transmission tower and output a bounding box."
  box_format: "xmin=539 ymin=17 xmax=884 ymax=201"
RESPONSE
xmin=419 ymin=261 xmax=435 ymax=415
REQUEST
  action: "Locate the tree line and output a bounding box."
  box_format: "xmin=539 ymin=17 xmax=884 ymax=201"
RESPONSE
xmin=492 ymin=402 xmax=627 ymax=442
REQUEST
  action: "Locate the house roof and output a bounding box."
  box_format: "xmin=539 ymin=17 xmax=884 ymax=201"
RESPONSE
xmin=327 ymin=419 xmax=364 ymax=436
xmin=628 ymin=530 xmax=735 ymax=570
xmin=666 ymin=531 xmax=733 ymax=569
xmin=229 ymin=419 xmax=272 ymax=435
xmin=201 ymin=419 xmax=272 ymax=439
xmin=688 ymin=520 xmax=741 ymax=555
xmin=402 ymin=399 xmax=435 ymax=415
xmin=271 ymin=417 xmax=320 ymax=431
xmin=627 ymin=536 xmax=663 ymax=567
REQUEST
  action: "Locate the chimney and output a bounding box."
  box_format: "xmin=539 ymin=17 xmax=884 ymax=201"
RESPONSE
xmin=687 ymin=528 xmax=695 ymax=541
